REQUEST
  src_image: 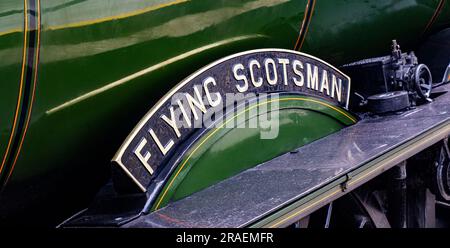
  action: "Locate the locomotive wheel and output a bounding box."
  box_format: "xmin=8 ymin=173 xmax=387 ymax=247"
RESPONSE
xmin=294 ymin=187 xmax=391 ymax=228
xmin=435 ymin=138 xmax=450 ymax=201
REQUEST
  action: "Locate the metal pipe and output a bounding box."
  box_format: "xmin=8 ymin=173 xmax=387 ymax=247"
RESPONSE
xmin=391 ymin=161 xmax=407 ymax=228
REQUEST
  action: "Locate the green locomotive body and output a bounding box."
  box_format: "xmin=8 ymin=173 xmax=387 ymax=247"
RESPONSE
xmin=0 ymin=0 xmax=449 ymax=227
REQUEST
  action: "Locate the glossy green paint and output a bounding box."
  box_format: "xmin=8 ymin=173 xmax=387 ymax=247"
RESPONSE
xmin=0 ymin=0 xmax=448 ymax=224
xmin=432 ymin=0 xmax=450 ymax=33
xmin=0 ymin=1 xmax=23 ymax=176
xmin=152 ymin=95 xmax=357 ymax=210
xmin=302 ymin=0 xmax=450 ymax=64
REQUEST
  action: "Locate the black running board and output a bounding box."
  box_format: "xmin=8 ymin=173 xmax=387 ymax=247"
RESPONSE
xmin=122 ymin=84 xmax=450 ymax=228
xmin=76 ymin=84 xmax=450 ymax=228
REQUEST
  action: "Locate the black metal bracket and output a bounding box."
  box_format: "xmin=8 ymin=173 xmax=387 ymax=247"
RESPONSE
xmin=340 ymin=173 xmax=352 ymax=192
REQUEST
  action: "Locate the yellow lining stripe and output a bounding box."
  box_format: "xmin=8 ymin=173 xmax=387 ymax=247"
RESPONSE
xmin=0 ymin=28 xmax=23 ymax=37
xmin=268 ymin=187 xmax=341 ymax=227
xmin=47 ymin=0 xmax=189 ymax=31
xmin=269 ymin=188 xmax=341 ymax=227
xmin=293 ymin=1 xmax=310 ymax=50
xmin=0 ymin=0 xmax=188 ymax=37
xmin=0 ymin=0 xmax=28 ymax=176
xmin=294 ymin=0 xmax=316 ymax=51
xmin=421 ymin=0 xmax=446 ymax=36
xmin=154 ymin=97 xmax=356 ymax=210
xmin=265 ymin=122 xmax=450 ymax=227
xmin=267 ymin=152 xmax=400 ymax=227
xmin=299 ymin=98 xmax=356 ymax=123
xmin=6 ymin=0 xmax=41 ymax=183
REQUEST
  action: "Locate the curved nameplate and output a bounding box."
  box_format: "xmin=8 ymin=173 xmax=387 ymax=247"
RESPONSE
xmin=112 ymin=49 xmax=352 ymax=192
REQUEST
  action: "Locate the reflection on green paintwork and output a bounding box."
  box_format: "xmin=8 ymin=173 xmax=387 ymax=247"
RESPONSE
xmin=153 ymin=95 xmax=355 ymax=210
xmin=0 ymin=0 xmax=449 ymax=225
xmin=303 ymin=0 xmax=440 ymax=63
xmin=44 ymin=34 xmax=266 ymax=115
xmin=42 ymin=0 xmax=189 ymax=30
xmin=0 ymin=1 xmax=23 ymax=35
xmin=2 ymin=0 xmax=305 ymax=221
xmin=0 ymin=1 xmax=23 ymax=179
